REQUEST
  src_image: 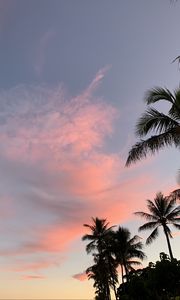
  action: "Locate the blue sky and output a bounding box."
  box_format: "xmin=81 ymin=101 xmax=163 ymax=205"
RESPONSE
xmin=0 ymin=1 xmax=180 ymax=299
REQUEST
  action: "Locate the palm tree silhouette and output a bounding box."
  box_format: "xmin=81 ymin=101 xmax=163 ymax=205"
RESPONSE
xmin=86 ymin=253 xmax=118 ymax=300
xmin=112 ymin=226 xmax=145 ymax=283
xmin=135 ymin=192 xmax=180 ymax=260
xmin=126 ymin=87 xmax=180 ymax=166
xmin=82 ymin=217 xmax=115 ymax=254
xmin=82 ymin=217 xmax=116 ymax=300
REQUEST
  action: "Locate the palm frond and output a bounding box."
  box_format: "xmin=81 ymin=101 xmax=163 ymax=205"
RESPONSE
xmin=154 ymin=193 xmax=170 ymax=216
xmin=169 ymin=89 xmax=180 ymax=120
xmin=171 ymin=55 xmax=180 ymax=64
xmin=144 ymin=87 xmax=175 ymax=105
xmin=170 ymin=217 xmax=180 ymax=223
xmin=83 ymin=224 xmax=95 ymax=231
xmin=128 ymin=235 xmax=141 ymax=245
xmin=136 ymin=108 xmax=179 ymax=137
xmin=166 ymin=206 xmax=180 ymax=220
xmin=134 ymin=211 xmax=157 ymax=221
xmin=147 ymin=198 xmax=162 ymax=217
xmin=146 ymin=227 xmax=159 ymax=245
xmin=82 ymin=234 xmax=95 ymax=241
xmin=172 ymin=223 xmax=180 ymax=230
xmin=126 ymin=128 xmax=180 ymax=166
xmin=170 ymin=188 xmax=180 ymax=199
xmin=165 ymin=197 xmax=176 ymax=215
xmin=128 ymin=249 xmax=146 ymax=260
xmin=138 ymin=222 xmax=158 ymax=232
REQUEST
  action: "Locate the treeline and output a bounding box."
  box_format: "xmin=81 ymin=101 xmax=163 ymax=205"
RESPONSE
xmin=82 ymin=192 xmax=180 ymax=300
xmin=118 ymin=253 xmax=180 ymax=300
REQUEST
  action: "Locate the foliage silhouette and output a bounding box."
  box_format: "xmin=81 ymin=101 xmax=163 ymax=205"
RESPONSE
xmin=82 ymin=217 xmax=117 ymax=300
xmin=135 ymin=192 xmax=180 ymax=260
xmin=112 ymin=226 xmax=146 ymax=283
xmin=86 ymin=253 xmax=118 ymax=300
xmin=117 ymin=253 xmax=180 ymax=300
xmin=126 ymin=87 xmax=180 ymax=166
xmin=82 ymin=218 xmax=145 ymax=299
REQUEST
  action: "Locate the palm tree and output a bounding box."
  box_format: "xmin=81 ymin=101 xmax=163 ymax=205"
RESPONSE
xmin=126 ymin=87 xmax=180 ymax=166
xmin=82 ymin=217 xmax=115 ymax=255
xmin=86 ymin=255 xmax=110 ymax=300
xmin=135 ymin=192 xmax=180 ymax=260
xmin=82 ymin=217 xmax=117 ymax=300
xmin=112 ymin=226 xmax=145 ymax=283
xmin=86 ymin=253 xmax=118 ymax=300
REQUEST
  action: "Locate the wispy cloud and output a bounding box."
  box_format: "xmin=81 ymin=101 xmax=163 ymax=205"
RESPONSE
xmin=34 ymin=29 xmax=55 ymax=76
xmin=0 ymin=69 xmax=157 ymax=275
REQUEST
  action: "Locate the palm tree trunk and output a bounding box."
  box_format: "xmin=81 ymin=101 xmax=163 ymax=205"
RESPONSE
xmin=106 ymin=283 xmax=111 ymax=300
xmin=123 ymin=258 xmax=129 ymax=282
xmin=163 ymin=226 xmax=174 ymax=260
xmin=107 ymin=254 xmax=118 ymax=300
xmin=121 ymin=264 xmax=124 ymax=284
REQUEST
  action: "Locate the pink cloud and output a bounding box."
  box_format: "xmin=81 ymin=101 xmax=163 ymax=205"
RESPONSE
xmin=72 ymin=271 xmax=87 ymax=281
xmin=84 ymin=65 xmax=111 ymax=96
xmin=0 ymin=69 xmax=116 ymax=163
xmin=3 ymin=174 xmax=153 ymax=259
xmin=0 ymin=68 xmax=168 ymax=277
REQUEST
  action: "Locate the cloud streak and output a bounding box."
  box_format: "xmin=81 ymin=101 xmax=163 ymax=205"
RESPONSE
xmin=34 ymin=29 xmax=56 ymax=76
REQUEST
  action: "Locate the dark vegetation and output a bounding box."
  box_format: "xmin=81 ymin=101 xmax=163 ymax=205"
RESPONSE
xmin=118 ymin=253 xmax=180 ymax=300
xmin=82 ymin=191 xmax=180 ymax=300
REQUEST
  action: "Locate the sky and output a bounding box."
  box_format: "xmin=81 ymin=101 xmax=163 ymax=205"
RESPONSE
xmin=0 ymin=0 xmax=180 ymax=299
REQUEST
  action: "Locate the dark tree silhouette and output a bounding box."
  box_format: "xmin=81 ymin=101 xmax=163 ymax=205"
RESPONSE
xmin=82 ymin=217 xmax=117 ymax=300
xmin=82 ymin=217 xmax=115 ymax=255
xmin=86 ymin=254 xmax=118 ymax=300
xmin=112 ymin=226 xmax=145 ymax=283
xmin=117 ymin=253 xmax=180 ymax=300
xmin=126 ymin=87 xmax=180 ymax=166
xmin=135 ymin=192 xmax=180 ymax=260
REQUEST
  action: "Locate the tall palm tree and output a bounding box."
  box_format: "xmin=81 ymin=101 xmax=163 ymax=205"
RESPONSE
xmin=112 ymin=226 xmax=145 ymax=283
xmin=82 ymin=217 xmax=117 ymax=300
xmin=126 ymin=87 xmax=180 ymax=166
xmin=135 ymin=192 xmax=180 ymax=260
xmin=86 ymin=253 xmax=118 ymax=300
xmin=86 ymin=255 xmax=110 ymax=300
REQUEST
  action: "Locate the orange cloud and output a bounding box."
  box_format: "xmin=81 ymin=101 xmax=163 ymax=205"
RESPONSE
xmin=72 ymin=271 xmax=87 ymax=281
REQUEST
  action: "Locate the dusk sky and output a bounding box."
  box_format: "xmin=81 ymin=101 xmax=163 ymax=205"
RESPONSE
xmin=0 ymin=1 xmax=180 ymax=299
